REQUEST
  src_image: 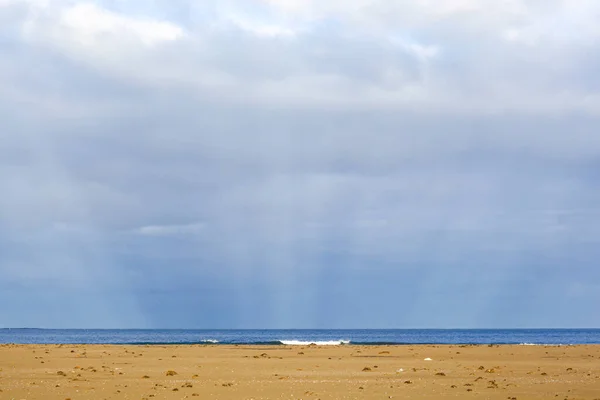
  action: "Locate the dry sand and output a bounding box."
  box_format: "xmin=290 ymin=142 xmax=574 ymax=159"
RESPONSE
xmin=1 ymin=344 xmax=600 ymax=399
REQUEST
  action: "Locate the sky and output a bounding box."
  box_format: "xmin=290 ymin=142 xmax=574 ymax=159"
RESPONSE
xmin=1 ymin=0 xmax=600 ymax=329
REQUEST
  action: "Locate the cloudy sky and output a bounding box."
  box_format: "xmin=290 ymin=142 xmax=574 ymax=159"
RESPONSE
xmin=1 ymin=0 xmax=599 ymax=329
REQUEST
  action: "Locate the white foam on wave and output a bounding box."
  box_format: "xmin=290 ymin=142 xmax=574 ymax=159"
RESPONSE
xmin=519 ymin=343 xmax=566 ymax=346
xmin=201 ymin=339 xmax=219 ymax=344
xmin=280 ymin=340 xmax=351 ymax=346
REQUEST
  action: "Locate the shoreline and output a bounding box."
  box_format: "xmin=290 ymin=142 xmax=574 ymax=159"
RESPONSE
xmin=0 ymin=342 xmax=595 ymax=346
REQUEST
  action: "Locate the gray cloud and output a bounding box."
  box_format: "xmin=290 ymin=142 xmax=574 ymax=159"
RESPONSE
xmin=1 ymin=0 xmax=599 ymax=328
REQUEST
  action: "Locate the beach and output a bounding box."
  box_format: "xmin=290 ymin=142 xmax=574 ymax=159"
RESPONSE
xmin=1 ymin=344 xmax=599 ymax=399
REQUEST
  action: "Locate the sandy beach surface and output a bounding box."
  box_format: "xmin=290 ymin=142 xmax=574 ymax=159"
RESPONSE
xmin=1 ymin=344 xmax=599 ymax=399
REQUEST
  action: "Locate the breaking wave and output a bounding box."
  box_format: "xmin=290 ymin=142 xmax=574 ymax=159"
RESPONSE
xmin=279 ymin=340 xmax=351 ymax=346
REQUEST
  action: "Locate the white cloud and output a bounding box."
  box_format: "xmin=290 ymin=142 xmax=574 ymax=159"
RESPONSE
xmin=133 ymin=223 xmax=206 ymax=237
xmin=21 ymin=2 xmax=184 ymax=50
xmin=3 ymin=0 xmax=597 ymax=114
xmin=59 ymin=3 xmax=184 ymax=46
xmin=261 ymin=0 xmax=528 ymax=29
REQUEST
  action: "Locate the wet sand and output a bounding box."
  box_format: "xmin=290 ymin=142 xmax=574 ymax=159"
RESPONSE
xmin=1 ymin=344 xmax=600 ymax=399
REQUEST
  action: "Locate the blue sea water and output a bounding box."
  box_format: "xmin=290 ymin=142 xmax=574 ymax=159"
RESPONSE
xmin=1 ymin=329 xmax=599 ymax=345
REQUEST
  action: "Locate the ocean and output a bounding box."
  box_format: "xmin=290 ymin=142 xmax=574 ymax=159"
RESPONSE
xmin=1 ymin=329 xmax=599 ymax=345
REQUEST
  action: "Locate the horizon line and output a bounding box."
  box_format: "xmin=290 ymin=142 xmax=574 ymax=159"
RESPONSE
xmin=3 ymin=327 xmax=600 ymax=331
